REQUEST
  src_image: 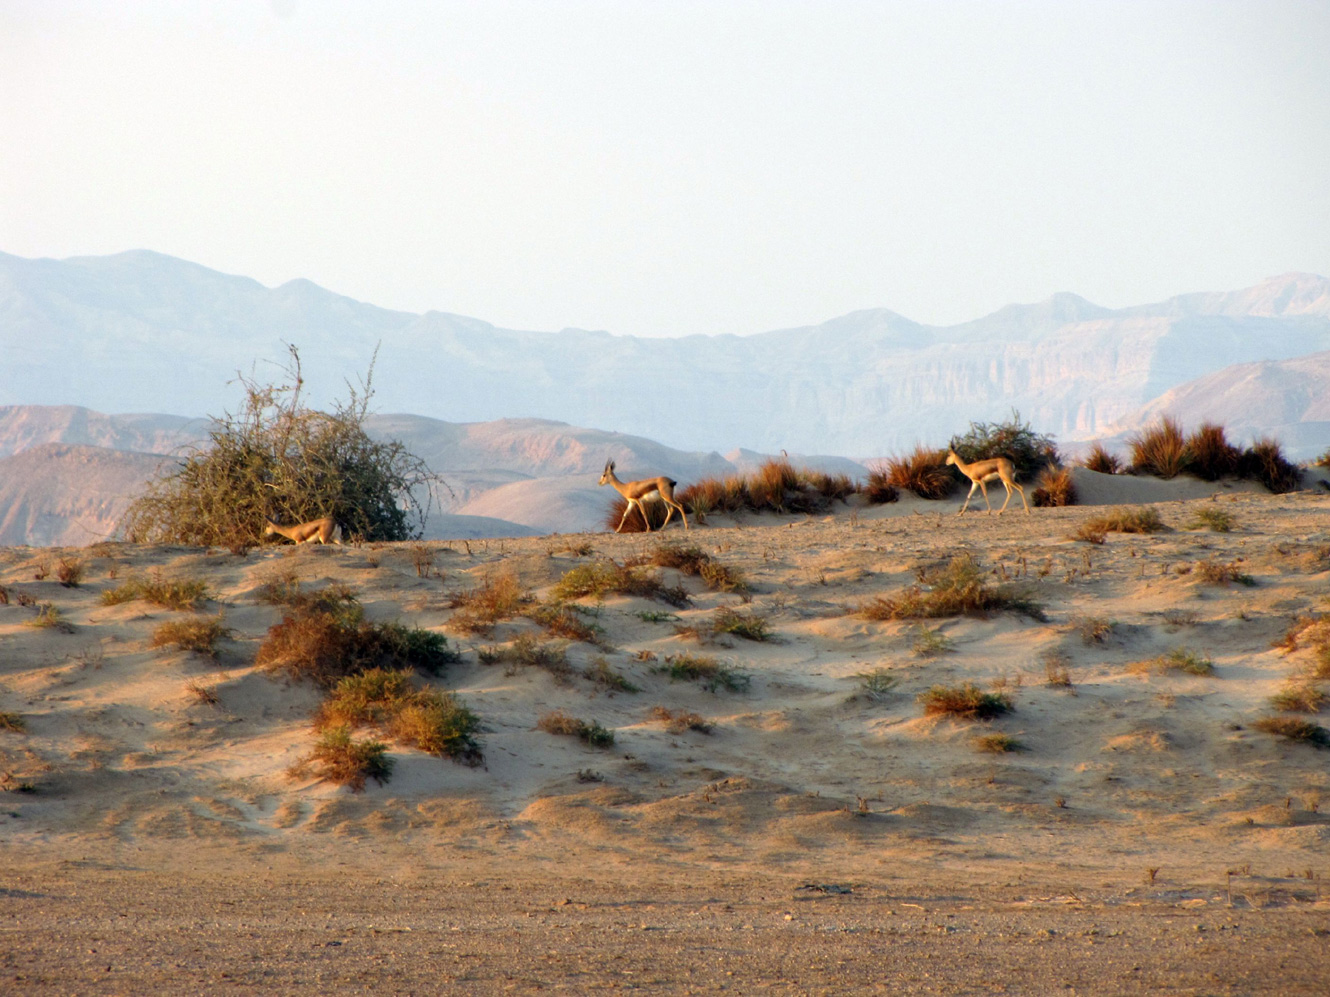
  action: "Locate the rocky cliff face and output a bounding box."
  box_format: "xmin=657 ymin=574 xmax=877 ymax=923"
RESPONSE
xmin=3 ymin=251 xmax=1328 ymax=457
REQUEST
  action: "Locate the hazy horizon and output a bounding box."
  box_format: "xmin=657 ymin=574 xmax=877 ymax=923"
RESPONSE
xmin=4 ymin=1 xmax=1329 ymax=338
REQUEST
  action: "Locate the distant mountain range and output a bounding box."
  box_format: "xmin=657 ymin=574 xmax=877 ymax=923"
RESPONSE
xmin=3 ymin=250 xmax=1328 ymax=457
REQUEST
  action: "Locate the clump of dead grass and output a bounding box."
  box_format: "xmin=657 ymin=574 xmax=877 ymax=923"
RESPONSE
xmin=649 ymin=542 xmax=748 ymax=594
xmin=55 ymin=557 xmax=84 ymax=588
xmin=1128 ymin=417 xmax=1189 ymax=478
xmin=150 ymin=613 xmax=233 ymax=658
xmin=24 ymin=602 xmax=73 ymax=632
xmin=0 ymin=712 xmax=26 ymax=733
xmin=1129 ymin=647 xmax=1215 ymax=677
xmin=655 ymin=653 xmax=749 ymax=693
xmin=649 ymin=706 xmax=713 ymax=734
xmin=860 ymin=554 xmax=1044 ymax=621
xmin=1269 ymin=683 xmax=1328 ymax=714
xmin=917 ymin=683 xmax=1012 ymax=720
xmin=1251 ymin=715 xmax=1330 ymax=748
xmin=447 ymin=572 xmax=533 ymax=633
xmin=1185 ymin=506 xmax=1235 ymax=532
xmin=102 ymin=573 xmax=210 ymax=611
xmin=528 ymin=603 xmax=605 ymax=645
xmin=1077 ymin=506 xmax=1165 ymax=539
xmin=1031 ymin=464 xmax=1076 ymax=507
xmin=1078 ymin=441 xmax=1122 ymax=475
xmin=975 ymin=732 xmax=1022 ymax=753
xmin=1194 ymin=560 xmax=1255 ymax=587
xmin=710 ymin=606 xmax=771 ymax=641
xmin=536 ymin=710 xmax=615 ymax=748
xmin=881 ymin=446 xmax=956 ymax=500
xmin=584 ymin=656 xmax=640 ymax=693
xmin=314 ymin=668 xmax=482 ymax=763
xmin=860 ymin=468 xmax=900 ymax=504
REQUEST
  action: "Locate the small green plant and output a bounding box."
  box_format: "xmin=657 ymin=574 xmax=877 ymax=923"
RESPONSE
xmin=853 ymin=668 xmax=898 ymax=702
xmin=295 ymin=725 xmax=394 ymax=791
xmin=500 ymin=633 xmax=572 ymax=681
xmin=637 ymin=610 xmax=680 ymax=624
xmin=25 ymin=603 xmax=72 ymax=632
xmin=912 ymin=626 xmax=953 ymax=657
xmin=860 ymin=554 xmax=1044 ymax=621
xmin=1252 ymin=715 xmax=1330 ymax=747
xmin=649 ymin=706 xmax=713 ymax=734
xmin=0 ymin=712 xmax=26 ymax=733
xmin=150 ymin=614 xmax=232 ymax=657
xmin=975 ymin=732 xmax=1022 ymax=753
xmin=1131 ymin=647 xmax=1215 ymax=676
xmin=536 ymin=710 xmax=616 ymax=748
xmin=917 ymin=683 xmax=1012 ymax=720
xmin=101 ymin=574 xmax=210 ymax=611
xmin=1185 ymin=506 xmax=1235 ymax=532
xmin=316 ymin=668 xmax=417 ymax=729
xmin=656 ymin=653 xmax=749 ymax=693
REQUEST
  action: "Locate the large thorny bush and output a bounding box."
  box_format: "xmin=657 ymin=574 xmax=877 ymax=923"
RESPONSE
xmin=121 ymin=347 xmax=438 ymax=550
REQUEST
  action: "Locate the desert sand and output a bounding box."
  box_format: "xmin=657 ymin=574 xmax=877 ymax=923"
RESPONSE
xmin=3 ymin=469 xmax=1329 ymax=993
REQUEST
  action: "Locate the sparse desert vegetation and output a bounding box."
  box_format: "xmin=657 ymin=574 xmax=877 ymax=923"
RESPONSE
xmin=918 ymin=682 xmax=1013 ymax=720
xmin=150 ymin=614 xmax=232 ymax=657
xmin=102 ymin=573 xmax=210 ymax=611
xmin=860 ymin=554 xmax=1044 ymax=621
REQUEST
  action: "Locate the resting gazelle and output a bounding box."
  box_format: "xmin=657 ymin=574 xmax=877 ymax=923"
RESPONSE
xmin=263 ymin=515 xmax=343 ymax=545
xmin=598 ymin=460 xmax=689 ymax=532
xmin=945 ymin=450 xmax=1030 ymax=515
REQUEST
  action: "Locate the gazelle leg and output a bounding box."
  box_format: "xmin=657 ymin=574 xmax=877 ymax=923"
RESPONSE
xmin=616 ymin=502 xmax=636 ymax=533
xmin=959 ymin=481 xmax=979 ymax=514
xmin=997 ymin=483 xmax=1013 ymax=515
xmin=980 ymin=481 xmax=993 ymax=513
xmin=671 ymin=500 xmax=689 ymax=530
xmin=1015 ymin=481 xmax=1030 ymax=513
xmin=660 ymin=502 xmax=675 ymax=529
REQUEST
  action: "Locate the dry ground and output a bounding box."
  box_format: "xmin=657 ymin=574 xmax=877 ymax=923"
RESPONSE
xmin=2 ymin=480 xmax=1329 ymax=992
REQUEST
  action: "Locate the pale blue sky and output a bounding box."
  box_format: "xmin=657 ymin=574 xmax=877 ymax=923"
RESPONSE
xmin=3 ymin=0 xmax=1328 ymax=336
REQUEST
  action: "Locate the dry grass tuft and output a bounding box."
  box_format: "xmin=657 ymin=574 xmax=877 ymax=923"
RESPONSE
xmin=710 ymin=606 xmax=771 ymax=641
xmin=1251 ymin=715 xmax=1330 ymax=748
xmin=650 ymin=542 xmax=748 ymax=594
xmin=918 ymin=683 xmax=1013 ymax=720
xmin=184 ymin=680 xmax=220 ymax=706
xmin=0 ymin=712 xmax=26 ymax=733
xmin=1130 ymin=647 xmax=1215 ymax=677
xmin=649 ymin=706 xmax=713 ymax=734
xmin=604 ymin=494 xmax=672 ymax=533
xmin=1075 ymin=616 xmax=1115 ymax=644
xmin=25 ymin=603 xmax=73 ymax=632
xmin=102 ymin=573 xmax=210 ymax=611
xmin=1081 ymin=506 xmax=1166 ymax=536
xmin=1185 ymin=423 xmax=1242 ymax=481
xmin=388 ymin=690 xmax=483 ymax=762
xmin=447 ymin=572 xmax=533 ymax=633
xmin=584 ymin=656 xmax=640 ymax=693
xmin=528 ymin=603 xmax=605 ymax=644
xmin=1079 ymin=441 xmax=1122 ymax=475
xmin=1185 ymin=506 xmax=1235 ymax=532
xmin=1269 ymin=683 xmax=1327 ymax=714
xmin=315 ymin=668 xmax=417 ymax=729
xmin=150 ymin=614 xmax=232 ymax=657
xmin=536 ymin=710 xmax=615 ymax=748
xmin=1239 ymin=438 xmax=1301 ymax=494
xmin=550 ymin=560 xmax=685 ymax=606
xmin=56 ymin=557 xmax=84 ymax=588
xmin=1128 ymin=417 xmax=1188 ymax=478
xmin=655 ymin=653 xmax=749 ymax=692
xmin=975 ymin=732 xmax=1022 ymax=753
xmin=1031 ymin=464 xmax=1076 ymax=507
xmin=860 ymin=467 xmax=900 ymax=504
xmin=881 ymin=446 xmax=956 ymax=500
xmin=1194 ymin=560 xmax=1255 ymax=587
xmin=860 ymin=554 xmax=1044 ymax=621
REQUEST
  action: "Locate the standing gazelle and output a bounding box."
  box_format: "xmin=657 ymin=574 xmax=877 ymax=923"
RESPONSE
xmin=598 ymin=460 xmax=689 ymax=532
xmin=263 ymin=515 xmax=343 ymax=545
xmin=945 ymin=450 xmax=1030 ymax=515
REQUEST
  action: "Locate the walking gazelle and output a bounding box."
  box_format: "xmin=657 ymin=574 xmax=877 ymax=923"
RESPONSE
xmin=598 ymin=460 xmax=689 ymax=532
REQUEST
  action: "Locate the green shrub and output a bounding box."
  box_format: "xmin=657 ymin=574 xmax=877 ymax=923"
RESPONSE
xmin=948 ymin=410 xmax=1059 ymax=483
xmin=390 ymin=690 xmax=483 ymax=763
xmin=121 ymin=346 xmax=436 ymax=549
xmin=299 ymin=726 xmax=394 ymax=791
